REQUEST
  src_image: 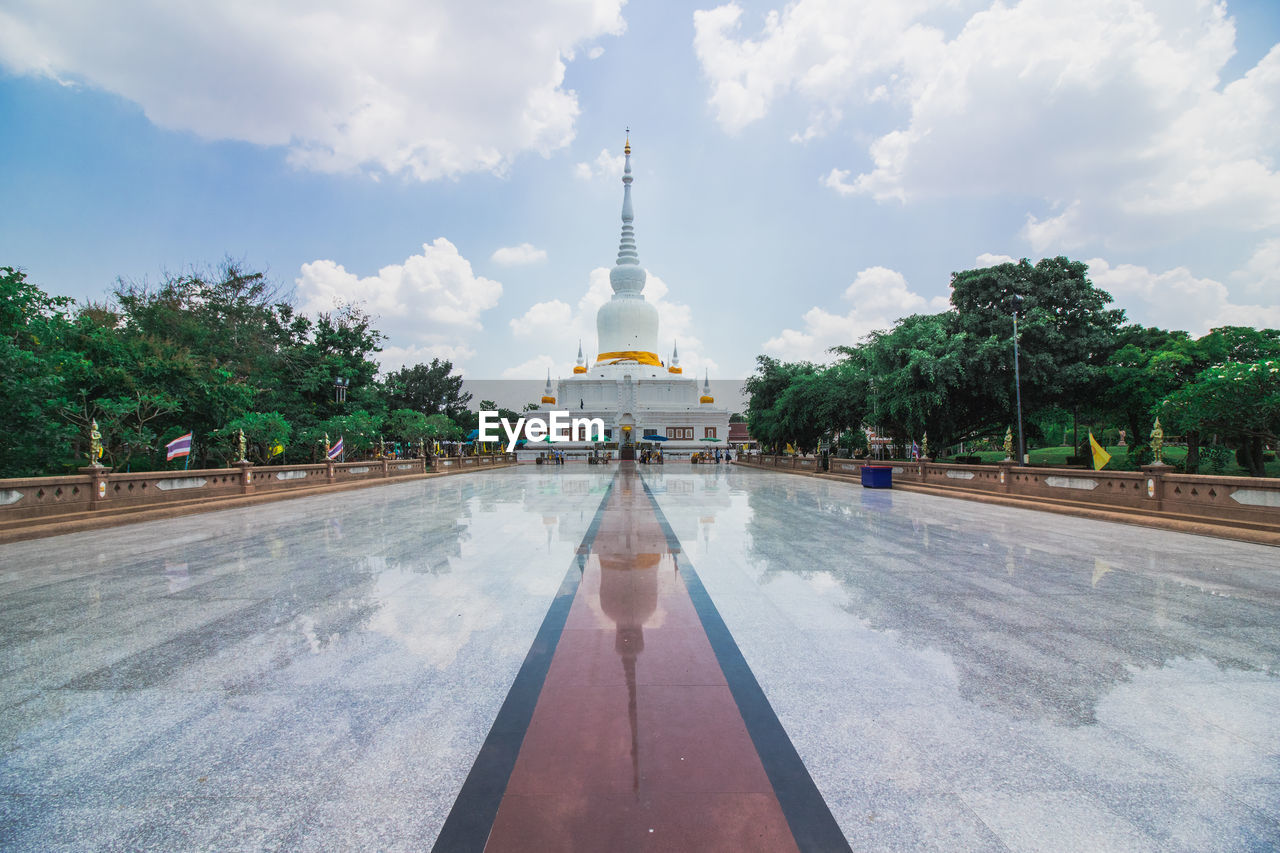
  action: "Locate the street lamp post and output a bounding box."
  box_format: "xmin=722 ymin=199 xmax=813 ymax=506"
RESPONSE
xmin=334 ymin=376 xmax=349 ymax=403
xmin=1011 ymin=294 xmax=1026 ymax=466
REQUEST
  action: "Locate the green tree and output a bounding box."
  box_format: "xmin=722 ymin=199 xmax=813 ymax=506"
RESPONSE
xmin=1100 ymin=326 xmax=1193 ymax=459
xmin=950 ymin=257 xmax=1125 ymax=434
xmin=313 ymin=410 xmax=384 ymax=458
xmin=218 ymin=412 xmax=293 ymax=465
xmin=743 ymin=356 xmax=818 ymax=450
xmin=0 ymin=267 xmax=79 ymax=476
xmin=384 ymin=408 xmax=430 ymax=445
xmin=1162 ymin=359 xmax=1280 ymax=476
xmin=386 ymin=359 xmax=471 ymax=418
xmin=770 ymin=371 xmax=830 ymax=453
xmin=1100 ymin=326 xmax=1279 ymax=472
xmin=423 ymin=413 xmax=463 ymax=441
xmin=854 ymin=312 xmax=993 ymax=450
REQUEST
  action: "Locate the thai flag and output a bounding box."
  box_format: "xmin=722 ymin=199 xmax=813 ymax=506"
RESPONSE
xmin=327 ymin=437 xmax=344 ymax=461
xmin=166 ymin=432 xmax=192 ymax=461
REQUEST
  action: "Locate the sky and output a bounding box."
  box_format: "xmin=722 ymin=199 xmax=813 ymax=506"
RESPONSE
xmin=3 ymin=0 xmax=1279 ymax=390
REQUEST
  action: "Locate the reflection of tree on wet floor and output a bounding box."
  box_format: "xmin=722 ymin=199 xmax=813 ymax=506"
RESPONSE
xmin=737 ymin=471 xmax=1280 ymax=728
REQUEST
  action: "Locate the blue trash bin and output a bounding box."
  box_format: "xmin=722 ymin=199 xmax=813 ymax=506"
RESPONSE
xmin=861 ymin=465 xmax=893 ymax=488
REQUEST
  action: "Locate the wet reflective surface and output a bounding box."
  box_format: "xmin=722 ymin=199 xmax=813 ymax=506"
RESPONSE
xmin=645 ymin=465 xmax=1280 ymax=851
xmin=0 ymin=472 xmax=609 ymax=851
xmin=1 ymin=463 xmax=1278 ymax=850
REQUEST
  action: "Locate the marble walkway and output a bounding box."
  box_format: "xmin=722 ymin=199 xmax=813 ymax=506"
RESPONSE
xmin=1 ymin=463 xmax=1278 ymax=851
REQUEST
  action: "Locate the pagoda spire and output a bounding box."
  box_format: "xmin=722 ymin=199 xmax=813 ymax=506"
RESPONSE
xmin=668 ymin=340 xmax=682 ymax=374
xmin=610 ymin=129 xmax=646 ymax=296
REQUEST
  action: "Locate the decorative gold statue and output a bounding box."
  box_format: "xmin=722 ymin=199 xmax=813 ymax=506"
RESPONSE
xmin=88 ymin=419 xmax=102 ymax=466
xmin=1150 ymin=417 xmax=1164 ymax=464
xmin=1003 ymin=427 xmax=1014 ymax=460
xmin=323 ymin=433 xmax=330 ymax=458
xmin=921 ymin=432 xmax=929 ymax=461
xmin=237 ymin=429 xmax=247 ymax=462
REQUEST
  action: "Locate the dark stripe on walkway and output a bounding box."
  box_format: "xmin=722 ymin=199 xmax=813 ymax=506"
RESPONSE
xmin=638 ymin=474 xmax=851 ymax=853
xmin=431 ymin=472 xmax=619 ymax=853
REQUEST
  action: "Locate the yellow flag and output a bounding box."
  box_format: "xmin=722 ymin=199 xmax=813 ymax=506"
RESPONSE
xmin=1089 ymin=432 xmax=1111 ymax=470
xmin=270 ymin=444 xmax=284 ymax=458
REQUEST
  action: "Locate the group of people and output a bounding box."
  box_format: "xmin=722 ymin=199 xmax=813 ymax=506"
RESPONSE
xmin=639 ymin=448 xmax=664 ymax=464
xmin=690 ymin=447 xmax=733 ymax=464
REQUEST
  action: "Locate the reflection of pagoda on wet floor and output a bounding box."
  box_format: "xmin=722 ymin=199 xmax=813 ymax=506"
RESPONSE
xmin=594 ymin=476 xmax=663 ymax=791
xmin=485 ymin=467 xmax=798 ymax=849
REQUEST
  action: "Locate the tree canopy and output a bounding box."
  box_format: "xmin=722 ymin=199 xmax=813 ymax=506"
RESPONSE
xmin=745 ymin=256 xmax=1277 ymax=475
xmin=0 ymin=264 xmax=477 ymax=476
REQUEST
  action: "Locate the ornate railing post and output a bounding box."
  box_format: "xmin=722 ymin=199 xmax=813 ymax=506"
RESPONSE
xmin=998 ymin=459 xmax=1016 ymax=494
xmin=80 ymin=466 xmax=112 ymax=510
xmin=1141 ymin=463 xmax=1168 ymax=512
xmin=235 ymin=460 xmax=254 ymax=495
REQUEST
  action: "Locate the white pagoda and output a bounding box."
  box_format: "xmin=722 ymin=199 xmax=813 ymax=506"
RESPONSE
xmin=523 ymin=136 xmax=728 ymax=459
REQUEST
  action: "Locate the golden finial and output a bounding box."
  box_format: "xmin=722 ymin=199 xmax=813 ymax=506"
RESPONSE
xmin=624 ymin=126 xmax=631 ymax=156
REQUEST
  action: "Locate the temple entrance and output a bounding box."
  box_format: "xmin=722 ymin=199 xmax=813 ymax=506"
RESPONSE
xmin=619 ymin=413 xmax=636 ymax=460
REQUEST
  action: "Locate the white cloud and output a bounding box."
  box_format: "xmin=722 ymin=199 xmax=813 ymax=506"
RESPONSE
xmin=1022 ymin=201 xmax=1088 ymax=254
xmin=1231 ymin=238 xmax=1280 ymax=302
xmin=694 ymin=0 xmax=948 ymax=135
xmin=975 ymin=252 xmax=1018 ymax=267
xmin=762 ymin=266 xmax=948 ymax=362
xmin=1088 ymin=257 xmax=1280 ymax=335
xmin=380 ymin=343 xmax=478 ymax=373
xmin=297 ymin=238 xmax=501 ymax=372
xmin=696 ymin=0 xmax=1280 ymax=255
xmin=822 ymin=167 xmax=861 ymax=197
xmin=509 ymin=299 xmax=577 ymax=336
xmin=574 ymin=147 xmax=626 ymax=180
xmin=490 ymin=243 xmax=548 ymax=266
xmin=502 ymin=355 xmax=559 ymax=380
xmin=506 ymin=268 xmax=718 ymax=377
xmin=588 ymin=46 xmax=606 ymax=60
xmin=0 ymin=0 xmax=626 ymax=180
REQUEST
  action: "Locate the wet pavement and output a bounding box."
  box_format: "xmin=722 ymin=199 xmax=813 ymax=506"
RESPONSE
xmin=1 ymin=463 xmax=1278 ymax=851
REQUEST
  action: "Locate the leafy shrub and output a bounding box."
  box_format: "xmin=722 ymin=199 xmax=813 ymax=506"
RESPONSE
xmin=1200 ymin=445 xmax=1231 ymax=474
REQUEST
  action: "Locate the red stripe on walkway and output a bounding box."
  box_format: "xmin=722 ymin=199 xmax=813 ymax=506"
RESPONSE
xmin=484 ymin=467 xmax=799 ymax=851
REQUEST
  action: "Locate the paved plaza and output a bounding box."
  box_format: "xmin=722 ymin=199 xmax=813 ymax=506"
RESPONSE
xmin=2 ymin=463 xmax=1279 ymax=851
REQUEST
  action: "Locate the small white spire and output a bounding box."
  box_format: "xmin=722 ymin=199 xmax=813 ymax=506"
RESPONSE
xmin=671 ymin=341 xmax=680 ymax=367
xmin=576 ymin=340 xmax=585 ymax=366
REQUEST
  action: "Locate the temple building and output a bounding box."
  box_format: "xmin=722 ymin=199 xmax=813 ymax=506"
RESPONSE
xmin=523 ymin=137 xmax=728 ymax=459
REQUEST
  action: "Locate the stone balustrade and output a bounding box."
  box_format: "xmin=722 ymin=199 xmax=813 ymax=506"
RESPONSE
xmin=0 ymin=454 xmax=517 ymax=523
xmin=738 ymin=455 xmax=1280 ymax=529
